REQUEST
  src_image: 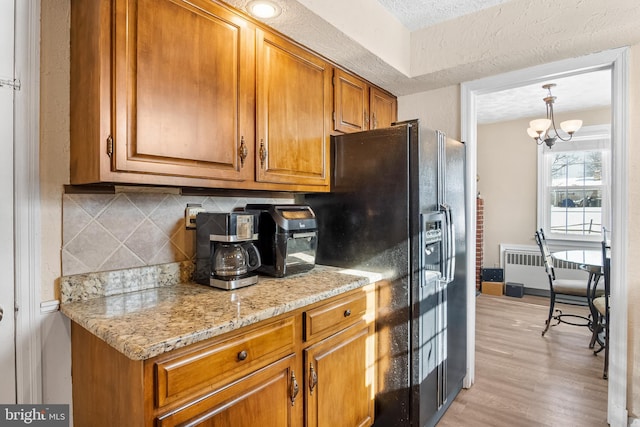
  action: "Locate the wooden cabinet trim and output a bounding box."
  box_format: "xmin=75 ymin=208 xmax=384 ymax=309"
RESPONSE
xmin=71 ymin=322 xmax=146 ymax=427
xmin=70 ymin=0 xmax=113 ymax=184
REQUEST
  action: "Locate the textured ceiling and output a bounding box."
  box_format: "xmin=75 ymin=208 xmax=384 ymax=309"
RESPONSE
xmin=377 ymin=0 xmax=611 ymax=124
xmin=477 ymin=69 xmax=612 ymax=124
xmin=225 ymin=0 xmax=616 ymax=124
xmin=376 ymin=0 xmax=612 ymax=123
xmin=375 ymin=0 xmax=514 ymax=31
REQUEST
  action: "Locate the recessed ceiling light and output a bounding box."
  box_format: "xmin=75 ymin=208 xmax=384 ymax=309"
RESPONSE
xmin=246 ymin=0 xmax=281 ymax=19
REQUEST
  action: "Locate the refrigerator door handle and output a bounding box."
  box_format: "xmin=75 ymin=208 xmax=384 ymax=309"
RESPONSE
xmin=439 ymin=203 xmax=455 ymax=283
xmin=447 ymin=207 xmax=456 ymax=283
xmin=438 ymin=204 xmax=449 ymax=282
xmin=437 ymin=130 xmax=446 ymax=207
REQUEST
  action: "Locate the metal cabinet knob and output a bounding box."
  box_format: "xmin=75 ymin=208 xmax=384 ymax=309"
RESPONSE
xmin=344 ymin=309 xmax=351 ymax=317
xmin=237 ymin=350 xmax=248 ymax=361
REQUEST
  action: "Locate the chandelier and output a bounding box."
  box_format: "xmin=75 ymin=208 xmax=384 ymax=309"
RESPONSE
xmin=526 ymin=83 xmax=582 ymax=148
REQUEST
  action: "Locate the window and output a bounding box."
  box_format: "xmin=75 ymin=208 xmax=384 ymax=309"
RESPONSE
xmin=538 ymin=125 xmax=611 ymax=242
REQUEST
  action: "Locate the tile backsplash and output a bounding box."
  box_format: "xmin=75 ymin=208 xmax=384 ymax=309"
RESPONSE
xmin=62 ymin=192 xmax=293 ymax=276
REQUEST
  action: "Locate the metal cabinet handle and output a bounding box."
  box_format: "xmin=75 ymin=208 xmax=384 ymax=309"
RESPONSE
xmin=344 ymin=309 xmax=351 ymax=317
xmin=259 ymin=139 xmax=267 ymax=168
xmin=0 ymin=306 xmax=3 ymax=322
xmin=106 ymin=135 xmax=113 ymax=157
xmin=238 ymin=136 xmax=248 ymax=167
xmin=237 ymin=350 xmax=248 ymax=361
xmin=309 ymin=363 xmax=318 ymax=395
xmin=290 ymin=370 xmax=299 ymax=406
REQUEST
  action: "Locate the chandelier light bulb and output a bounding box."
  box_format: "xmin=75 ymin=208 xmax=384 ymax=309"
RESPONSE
xmin=529 ymin=118 xmax=551 ymax=134
xmin=560 ymin=119 xmax=583 ymax=135
xmin=527 ymin=127 xmax=539 ymax=139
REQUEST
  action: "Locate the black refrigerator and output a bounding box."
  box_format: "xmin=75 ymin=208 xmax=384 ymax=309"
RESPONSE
xmin=302 ymin=120 xmax=466 ymax=427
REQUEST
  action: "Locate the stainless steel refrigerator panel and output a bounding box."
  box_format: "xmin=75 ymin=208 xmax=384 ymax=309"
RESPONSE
xmin=302 ymin=121 xmax=466 ymax=427
xmin=305 ymin=124 xmax=413 ymax=426
xmin=443 ymin=135 xmax=467 ymax=407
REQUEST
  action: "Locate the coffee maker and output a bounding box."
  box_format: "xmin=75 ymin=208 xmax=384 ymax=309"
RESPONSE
xmin=195 ymin=212 xmax=261 ymax=290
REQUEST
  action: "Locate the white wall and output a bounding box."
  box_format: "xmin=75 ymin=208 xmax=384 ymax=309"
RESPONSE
xmin=40 ymin=0 xmax=71 ymax=407
xmin=39 ymin=0 xmax=68 ymax=303
xmin=398 ymin=85 xmax=461 ymax=139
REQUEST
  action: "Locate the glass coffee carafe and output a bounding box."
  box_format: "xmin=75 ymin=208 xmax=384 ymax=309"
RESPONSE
xmin=213 ymin=242 xmax=261 ymax=278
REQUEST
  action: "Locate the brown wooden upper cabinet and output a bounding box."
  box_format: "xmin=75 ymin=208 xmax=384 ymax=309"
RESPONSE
xmin=71 ymin=0 xmax=257 ymax=187
xmin=370 ymin=86 xmax=398 ymax=131
xmin=255 ymin=29 xmax=332 ymax=187
xmin=70 ymin=0 xmax=392 ymax=191
xmin=71 ymin=0 xmax=330 ymax=190
xmin=333 ymin=68 xmax=397 ymax=134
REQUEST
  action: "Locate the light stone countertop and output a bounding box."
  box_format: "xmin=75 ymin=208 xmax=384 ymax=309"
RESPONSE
xmin=60 ymin=265 xmax=380 ymax=361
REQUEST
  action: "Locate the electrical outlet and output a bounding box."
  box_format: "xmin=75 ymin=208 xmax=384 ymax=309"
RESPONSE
xmin=185 ymin=204 xmax=204 ymax=229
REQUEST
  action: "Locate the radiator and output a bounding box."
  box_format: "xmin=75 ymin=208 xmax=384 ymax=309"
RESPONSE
xmin=500 ymin=245 xmax=588 ymax=291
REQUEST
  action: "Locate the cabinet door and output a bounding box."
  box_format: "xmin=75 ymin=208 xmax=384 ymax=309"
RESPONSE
xmin=369 ymin=87 xmax=397 ymax=130
xmin=333 ymin=69 xmax=369 ymax=133
xmin=255 ymin=28 xmax=331 ymax=188
xmin=156 ymin=355 xmax=301 ymax=427
xmin=304 ymin=322 xmax=374 ymax=427
xmin=112 ymin=0 xmax=255 ymax=182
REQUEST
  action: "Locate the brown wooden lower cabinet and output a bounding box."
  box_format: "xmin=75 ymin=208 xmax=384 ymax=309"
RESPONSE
xmin=304 ymin=322 xmax=374 ymax=427
xmin=156 ymin=355 xmax=299 ymax=427
xmin=69 ymin=287 xmax=375 ymax=427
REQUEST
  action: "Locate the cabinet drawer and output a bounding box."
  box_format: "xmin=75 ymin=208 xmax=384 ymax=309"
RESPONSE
xmin=155 ymin=317 xmax=295 ymax=408
xmin=304 ymin=292 xmax=367 ymax=342
xmin=156 ymin=355 xmax=298 ymax=427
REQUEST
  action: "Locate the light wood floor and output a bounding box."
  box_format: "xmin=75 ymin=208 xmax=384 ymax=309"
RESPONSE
xmin=438 ymin=294 xmax=608 ymax=427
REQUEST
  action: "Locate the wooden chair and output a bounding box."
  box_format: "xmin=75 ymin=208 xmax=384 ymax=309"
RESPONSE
xmin=534 ymin=229 xmax=593 ymax=336
xmin=591 ymin=234 xmax=611 ymax=379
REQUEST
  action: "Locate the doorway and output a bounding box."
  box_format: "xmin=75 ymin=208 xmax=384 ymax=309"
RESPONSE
xmin=0 ymin=0 xmax=17 ymax=405
xmin=3 ymin=0 xmax=42 ymax=405
xmin=462 ymin=48 xmax=629 ymax=426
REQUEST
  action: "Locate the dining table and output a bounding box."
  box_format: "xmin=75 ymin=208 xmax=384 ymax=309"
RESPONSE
xmin=551 ymin=249 xmax=603 ymax=273
xmin=551 ymin=249 xmax=603 ymax=345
